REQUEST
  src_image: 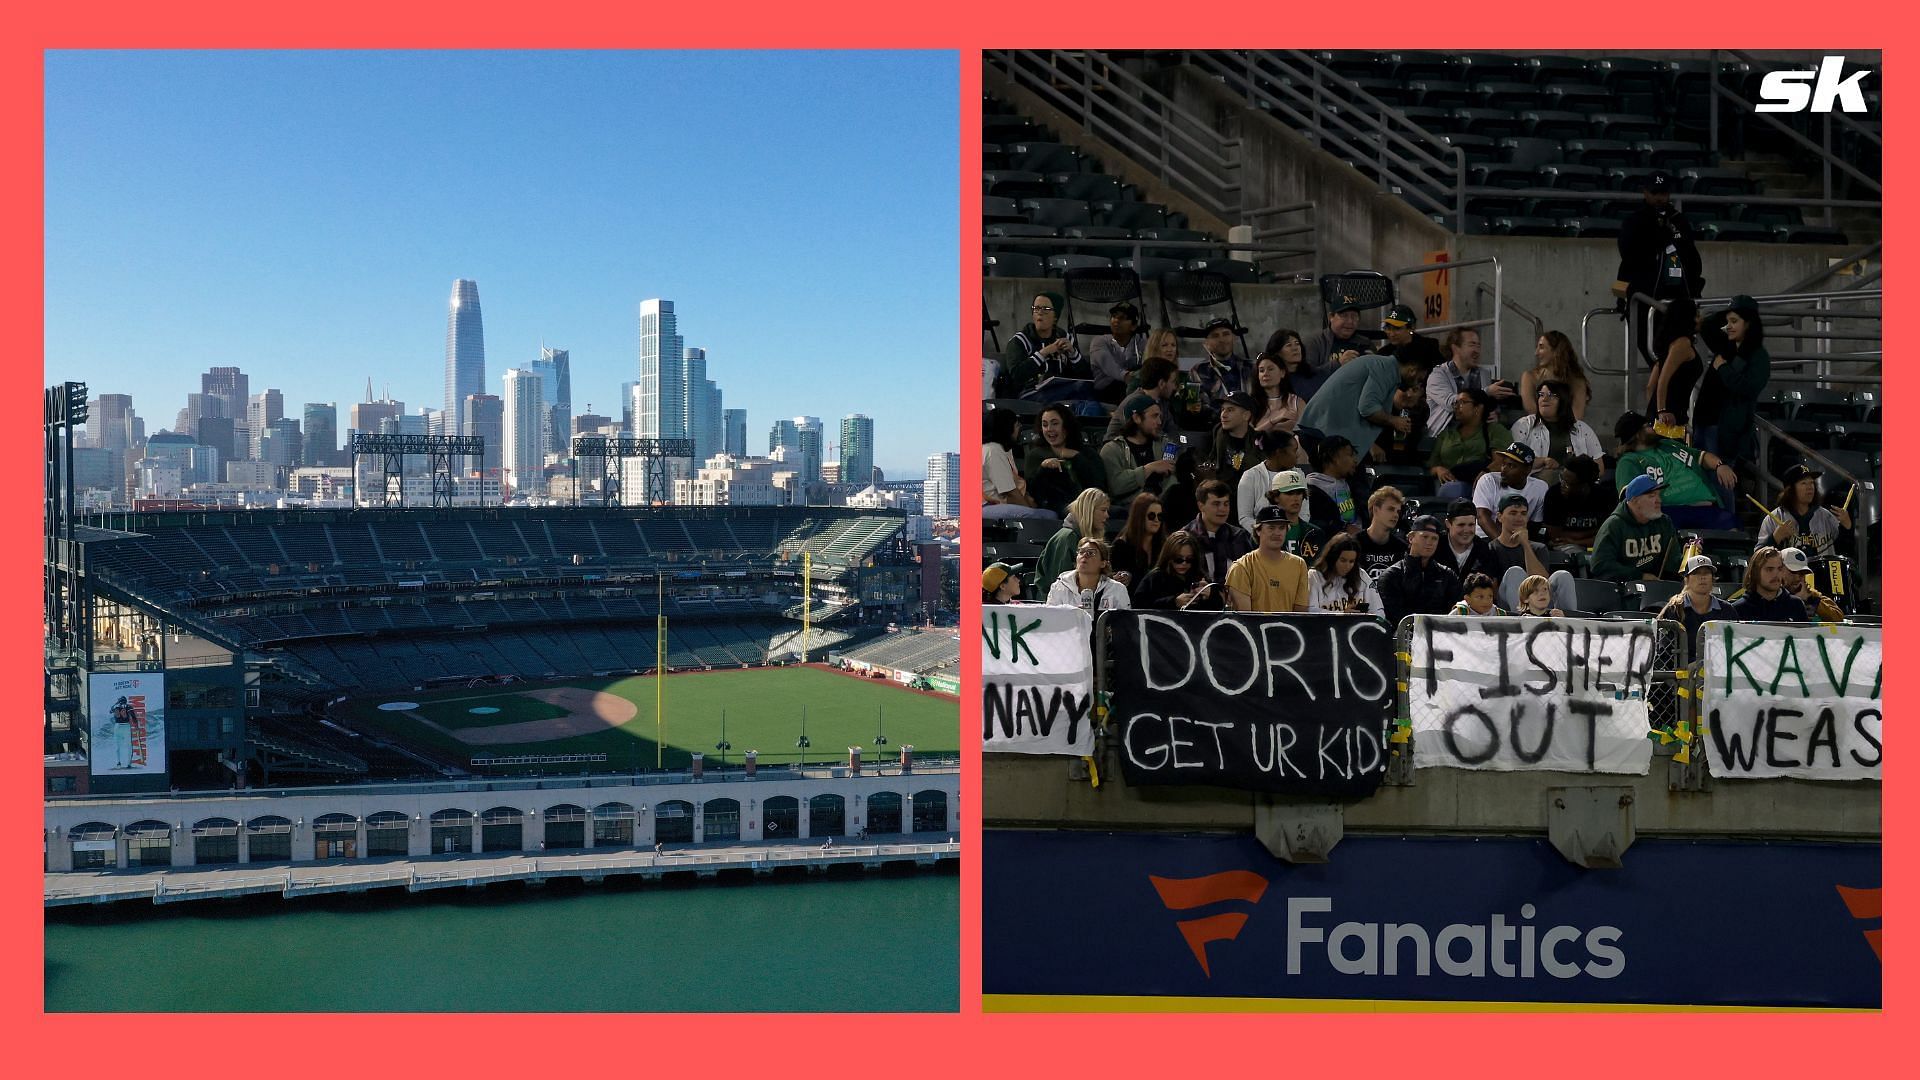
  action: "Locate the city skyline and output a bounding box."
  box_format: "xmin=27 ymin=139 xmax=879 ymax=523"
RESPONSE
xmin=44 ymin=50 xmax=958 ymax=477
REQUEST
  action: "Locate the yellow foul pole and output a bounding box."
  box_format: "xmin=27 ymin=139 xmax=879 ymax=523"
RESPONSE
xmin=655 ymin=574 xmax=665 ymax=770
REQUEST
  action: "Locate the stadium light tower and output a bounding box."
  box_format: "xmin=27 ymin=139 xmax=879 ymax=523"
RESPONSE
xmin=795 ymin=705 xmax=810 ymax=767
xmin=715 ymin=709 xmax=731 ymax=769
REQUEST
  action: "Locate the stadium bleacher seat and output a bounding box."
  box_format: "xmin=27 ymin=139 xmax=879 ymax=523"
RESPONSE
xmin=986 ymin=253 xmax=1046 ymax=278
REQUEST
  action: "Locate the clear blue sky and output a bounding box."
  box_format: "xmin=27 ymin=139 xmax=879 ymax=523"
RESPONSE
xmin=44 ymin=50 xmax=958 ymax=478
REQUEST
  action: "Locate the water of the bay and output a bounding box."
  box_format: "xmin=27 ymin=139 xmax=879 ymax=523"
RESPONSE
xmin=45 ymin=870 xmax=957 ymax=1011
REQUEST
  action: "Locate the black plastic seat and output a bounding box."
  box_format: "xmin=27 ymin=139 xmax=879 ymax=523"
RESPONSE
xmin=1096 ymin=201 xmax=1170 ymax=230
xmin=984 ymin=253 xmax=1045 ymax=278
xmin=1473 ymin=80 xmax=1542 ymax=112
xmin=1637 ymin=140 xmax=1712 ymax=170
xmin=1008 ymin=141 xmax=1080 ymax=174
xmin=1410 ymin=79 xmax=1476 ymax=110
xmin=1701 ymin=221 xmax=1773 ymax=242
xmin=1184 ymin=258 xmax=1260 ymax=284
xmin=983 ymin=195 xmax=1026 ymax=224
xmin=1019 ymin=197 xmax=1094 ymax=229
xmin=1588 ymin=112 xmax=1666 ymax=143
xmin=1540 ymin=163 xmax=1609 ymax=190
xmin=1046 ymin=254 xmax=1113 ymax=274
xmin=983 ymin=170 xmax=1053 ymax=199
xmin=1499 ymin=136 xmax=1563 ymax=169
xmin=1049 ymin=172 xmax=1126 ymax=203
xmin=1521 ymin=109 xmax=1591 ymax=141
xmin=1683 ymin=167 xmax=1756 ymax=197
xmin=1450 ymin=107 xmax=1525 ymax=140
xmin=1566 ymin=139 xmax=1639 ymax=170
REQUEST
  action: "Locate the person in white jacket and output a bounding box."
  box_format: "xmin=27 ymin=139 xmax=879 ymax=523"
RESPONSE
xmin=1508 ymin=380 xmax=1603 ymax=485
xmin=1046 ymin=537 xmax=1133 ymax=612
xmin=1306 ymin=533 xmax=1384 ymax=616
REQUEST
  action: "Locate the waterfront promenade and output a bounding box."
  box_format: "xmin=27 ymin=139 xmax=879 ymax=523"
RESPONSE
xmin=46 ymin=834 xmax=959 ymax=908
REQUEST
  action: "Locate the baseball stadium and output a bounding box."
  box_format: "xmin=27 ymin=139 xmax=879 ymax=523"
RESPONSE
xmin=43 ymin=491 xmax=960 ymax=882
xmin=980 ymin=49 xmax=1879 ymax=1011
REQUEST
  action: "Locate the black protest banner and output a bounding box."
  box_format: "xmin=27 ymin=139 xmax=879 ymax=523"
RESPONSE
xmin=1106 ymin=610 xmax=1394 ymax=794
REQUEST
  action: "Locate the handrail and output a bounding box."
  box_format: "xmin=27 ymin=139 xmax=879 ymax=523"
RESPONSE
xmin=988 ymin=50 xmax=1242 ymax=220
xmin=1780 ymin=240 xmax=1881 ymax=294
xmin=1473 ymin=280 xmax=1545 ymax=343
xmin=1389 ymin=255 xmax=1501 ymax=377
xmin=1709 ymin=79 xmax=1881 ymax=200
xmin=1187 ymin=50 xmax=1466 ymax=228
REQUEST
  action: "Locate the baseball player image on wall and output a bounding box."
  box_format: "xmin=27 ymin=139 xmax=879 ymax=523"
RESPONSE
xmin=88 ymin=673 xmax=168 ymax=777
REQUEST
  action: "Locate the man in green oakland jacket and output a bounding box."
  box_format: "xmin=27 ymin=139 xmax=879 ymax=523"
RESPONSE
xmin=1590 ymin=473 xmax=1682 ymax=582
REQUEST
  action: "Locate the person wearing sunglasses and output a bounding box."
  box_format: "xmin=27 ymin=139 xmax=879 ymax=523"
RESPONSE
xmin=1132 ymin=530 xmax=1224 ymax=611
xmin=1109 ymin=495 xmax=1167 ymax=588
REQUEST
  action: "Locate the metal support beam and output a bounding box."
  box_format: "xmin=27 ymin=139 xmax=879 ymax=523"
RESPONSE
xmin=348 ymin=434 xmax=485 ymax=509
xmin=570 ymin=436 xmax=694 ymax=508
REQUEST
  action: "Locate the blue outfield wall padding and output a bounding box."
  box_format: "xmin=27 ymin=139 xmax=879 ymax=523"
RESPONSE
xmin=984 ymin=830 xmax=1880 ymax=1008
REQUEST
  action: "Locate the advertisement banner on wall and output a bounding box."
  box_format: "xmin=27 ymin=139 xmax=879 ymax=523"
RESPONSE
xmin=88 ymin=672 xmax=167 ymax=777
xmin=984 ymin=830 xmax=1881 ymax=1009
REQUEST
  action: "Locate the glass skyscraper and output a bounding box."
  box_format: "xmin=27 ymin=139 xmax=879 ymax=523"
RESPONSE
xmin=840 ymin=413 xmax=875 ymax=487
xmin=444 ymin=279 xmax=486 ymax=442
xmin=636 ymin=299 xmax=684 ymax=441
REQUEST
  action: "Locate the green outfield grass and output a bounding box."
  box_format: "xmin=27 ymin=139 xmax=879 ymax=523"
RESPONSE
xmin=340 ymin=666 xmax=957 ymax=774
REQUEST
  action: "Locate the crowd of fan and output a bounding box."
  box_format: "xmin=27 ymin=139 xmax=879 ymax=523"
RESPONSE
xmin=984 ymin=249 xmax=1860 ymax=643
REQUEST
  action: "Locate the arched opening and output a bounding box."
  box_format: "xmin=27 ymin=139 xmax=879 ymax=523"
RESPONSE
xmin=702 ymin=799 xmax=740 ymax=843
xmin=312 ymin=813 xmax=359 ymax=860
xmin=808 ymin=794 xmax=846 ymax=838
xmin=911 ymin=790 xmax=948 ymax=833
xmin=429 ymin=809 xmax=474 ymax=854
xmin=763 ymin=796 xmax=800 ymax=840
xmin=191 ymin=817 xmax=240 ymax=865
xmin=124 ymin=820 xmax=173 ymax=867
xmin=69 ymin=822 xmax=116 ymax=870
xmin=654 ymin=800 xmax=695 ymax=844
xmin=365 ymin=811 xmax=410 ymax=857
xmin=543 ymin=804 xmax=587 ymax=850
xmin=479 ymin=807 xmax=523 ymax=852
xmin=246 ymin=816 xmax=293 ymax=863
xmin=866 ymin=791 xmax=903 ymax=835
xmin=592 ymin=802 xmax=635 ymax=848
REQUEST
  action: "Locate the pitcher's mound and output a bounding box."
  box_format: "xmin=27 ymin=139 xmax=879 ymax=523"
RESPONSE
xmin=451 ymin=687 xmax=639 ymax=745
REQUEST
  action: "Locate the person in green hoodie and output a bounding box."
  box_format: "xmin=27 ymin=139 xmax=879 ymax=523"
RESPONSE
xmin=1590 ymin=473 xmax=1682 ymax=581
xmin=1692 ymin=293 xmax=1771 ymax=466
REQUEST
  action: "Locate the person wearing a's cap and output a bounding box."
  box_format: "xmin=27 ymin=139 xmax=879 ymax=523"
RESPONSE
xmin=1694 ymin=293 xmax=1772 ymax=466
xmin=1191 ymin=317 xmax=1250 ymax=421
xmin=1297 ymin=349 xmax=1426 ymax=463
xmin=1776 ymin=546 xmax=1845 ymax=623
xmin=998 ymin=290 xmax=1088 ymax=397
xmin=1378 ymin=302 xmax=1445 ymax=376
xmin=1374 ymin=513 xmax=1462 ymax=628
xmin=1298 ymin=296 xmax=1372 ymax=401
xmin=1471 ymin=441 xmax=1549 ymax=539
xmin=1590 ymin=472 xmax=1682 ymax=581
xmin=1235 ymin=427 xmax=1301 ymax=537
xmin=1758 ymin=461 xmax=1851 ymax=558
xmin=1099 ymin=391 xmax=1178 ymax=511
xmin=1656 ymin=553 xmax=1734 ymax=647
xmin=1428 ymin=385 xmax=1513 ymax=500
xmin=982 ymin=562 xmax=1025 ymax=606
xmin=1088 ymin=301 xmax=1147 ymax=403
xmin=1611 ymin=410 xmax=1740 ymax=531
xmin=1224 ymin=504 xmax=1311 ymax=613
xmin=1201 ymin=390 xmax=1261 ymax=504
xmin=1425 ymin=326 xmax=1518 ymax=439
xmin=1262 ymin=468 xmax=1326 ymax=562
xmin=1304 ymin=434 xmax=1364 ymax=536
xmin=1615 ymin=169 xmax=1702 ymax=368
xmin=1730 ymin=545 xmax=1807 ymax=623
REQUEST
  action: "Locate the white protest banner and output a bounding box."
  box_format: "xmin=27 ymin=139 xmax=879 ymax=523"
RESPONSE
xmin=1700 ymin=621 xmax=1881 ymax=781
xmin=983 ymin=604 xmax=1096 ymax=756
xmin=1409 ymin=616 xmax=1656 ymax=774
